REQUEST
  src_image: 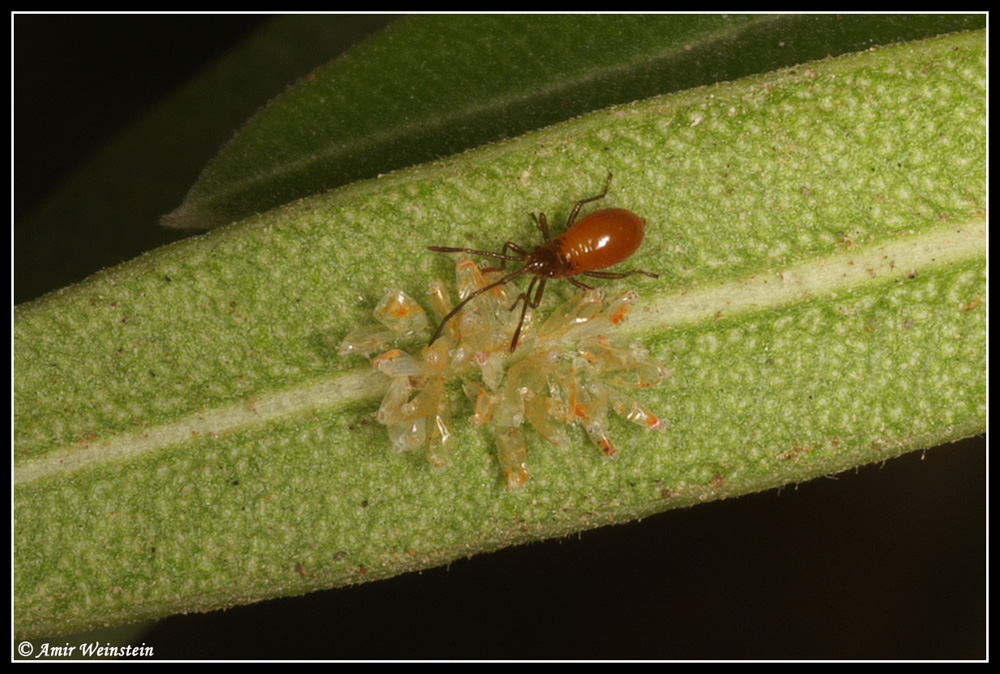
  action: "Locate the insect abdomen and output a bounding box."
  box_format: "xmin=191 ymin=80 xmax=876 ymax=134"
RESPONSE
xmin=554 ymin=208 xmax=646 ymax=276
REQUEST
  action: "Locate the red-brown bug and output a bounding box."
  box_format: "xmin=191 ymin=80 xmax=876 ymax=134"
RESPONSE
xmin=428 ymin=173 xmax=658 ymax=352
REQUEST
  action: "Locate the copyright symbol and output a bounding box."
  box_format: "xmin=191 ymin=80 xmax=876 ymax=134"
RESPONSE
xmin=17 ymin=641 xmax=33 ymax=657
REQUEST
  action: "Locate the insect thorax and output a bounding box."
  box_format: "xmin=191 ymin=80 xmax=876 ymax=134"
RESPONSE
xmin=526 ymin=244 xmax=566 ymax=278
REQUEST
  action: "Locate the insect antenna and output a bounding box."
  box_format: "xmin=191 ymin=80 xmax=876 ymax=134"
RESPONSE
xmin=428 ymin=267 xmax=528 ymax=346
xmin=427 ymin=246 xmax=525 ymax=263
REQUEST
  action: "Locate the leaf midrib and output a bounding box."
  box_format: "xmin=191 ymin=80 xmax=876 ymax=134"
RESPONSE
xmin=15 ymin=219 xmax=983 ymax=486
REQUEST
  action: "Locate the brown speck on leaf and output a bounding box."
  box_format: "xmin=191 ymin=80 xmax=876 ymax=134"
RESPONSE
xmin=76 ymin=431 xmax=98 ymax=446
xmin=961 ymin=297 xmax=982 ymax=312
xmin=778 ymin=444 xmax=813 ymax=461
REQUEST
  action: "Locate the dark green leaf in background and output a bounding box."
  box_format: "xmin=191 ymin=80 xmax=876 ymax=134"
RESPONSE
xmin=164 ymin=14 xmax=986 ymax=231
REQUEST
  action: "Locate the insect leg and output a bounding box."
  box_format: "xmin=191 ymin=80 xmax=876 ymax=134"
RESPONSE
xmin=568 ymin=277 xmax=594 ymax=291
xmin=564 ymin=173 xmax=614 ymax=228
xmin=428 ymin=268 xmax=526 ymax=346
xmin=500 ymin=241 xmax=529 ymax=257
xmin=530 ymin=212 xmax=550 ymax=241
xmin=509 ymin=276 xmax=547 ymax=352
xmin=482 ymin=242 xmax=530 ymax=272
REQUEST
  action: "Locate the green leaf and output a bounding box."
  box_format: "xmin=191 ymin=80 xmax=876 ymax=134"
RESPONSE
xmin=162 ymin=14 xmax=986 ymax=230
xmin=14 ymin=29 xmax=985 ymax=641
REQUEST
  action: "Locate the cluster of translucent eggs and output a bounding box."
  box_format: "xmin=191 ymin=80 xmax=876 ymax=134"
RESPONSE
xmin=339 ymin=257 xmax=668 ymax=489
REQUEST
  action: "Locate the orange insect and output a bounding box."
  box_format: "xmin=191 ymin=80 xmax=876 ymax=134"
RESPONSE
xmin=428 ymin=173 xmax=658 ymax=352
